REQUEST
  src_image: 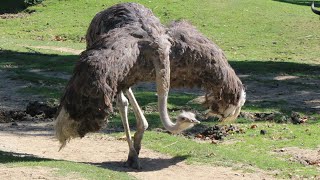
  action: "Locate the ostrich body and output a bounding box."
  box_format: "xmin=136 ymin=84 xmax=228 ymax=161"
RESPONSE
xmin=167 ymin=21 xmax=246 ymax=120
xmin=55 ymin=3 xmax=199 ymax=169
xmin=56 ymin=3 xmax=245 ymax=169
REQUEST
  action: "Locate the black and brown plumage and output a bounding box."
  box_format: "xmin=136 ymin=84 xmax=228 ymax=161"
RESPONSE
xmin=55 ymin=3 xmax=199 ymax=169
xmin=55 ymin=2 xmax=245 ymax=169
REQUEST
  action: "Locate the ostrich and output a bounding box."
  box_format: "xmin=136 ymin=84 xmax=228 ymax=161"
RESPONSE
xmin=55 ymin=3 xmax=200 ymax=169
xmin=167 ymin=20 xmax=245 ymax=121
xmin=312 ymin=1 xmax=320 ymax=15
xmin=55 ymin=3 xmax=245 ymax=169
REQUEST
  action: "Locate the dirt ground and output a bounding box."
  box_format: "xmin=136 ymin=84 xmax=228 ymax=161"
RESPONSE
xmin=0 ymin=165 xmax=85 ymax=180
xmin=0 ymin=121 xmax=275 ymax=180
xmin=0 ymin=69 xmax=42 ymax=111
xmin=274 ymin=147 xmax=320 ymax=169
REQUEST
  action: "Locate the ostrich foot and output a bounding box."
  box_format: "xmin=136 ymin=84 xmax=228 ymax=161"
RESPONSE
xmin=124 ymin=152 xmax=141 ymax=169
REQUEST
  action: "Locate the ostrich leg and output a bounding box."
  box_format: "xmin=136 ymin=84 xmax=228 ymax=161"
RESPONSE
xmin=125 ymin=88 xmax=149 ymax=155
xmin=116 ymin=91 xmax=141 ymax=169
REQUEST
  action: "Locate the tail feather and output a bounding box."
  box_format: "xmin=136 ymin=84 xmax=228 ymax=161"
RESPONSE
xmin=55 ymin=107 xmax=81 ymax=150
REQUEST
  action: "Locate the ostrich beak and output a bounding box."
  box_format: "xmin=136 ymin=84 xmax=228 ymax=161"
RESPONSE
xmin=191 ymin=118 xmax=201 ymax=124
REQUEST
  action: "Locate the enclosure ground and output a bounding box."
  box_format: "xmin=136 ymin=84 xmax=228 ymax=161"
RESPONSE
xmin=0 ymin=121 xmax=276 ymax=180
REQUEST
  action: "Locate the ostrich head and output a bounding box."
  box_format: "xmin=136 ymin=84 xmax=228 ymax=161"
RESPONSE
xmin=204 ymin=88 xmax=246 ymax=122
xmin=175 ymin=111 xmax=200 ymax=131
xmin=170 ymin=111 xmax=200 ymax=134
xmin=167 ymin=20 xmax=247 ymax=123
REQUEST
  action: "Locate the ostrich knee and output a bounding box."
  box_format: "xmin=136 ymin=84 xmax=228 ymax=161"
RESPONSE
xmin=125 ymin=88 xmax=148 ymax=154
xmin=116 ymin=92 xmax=141 ymax=169
xmin=126 ymin=88 xmax=148 ymax=130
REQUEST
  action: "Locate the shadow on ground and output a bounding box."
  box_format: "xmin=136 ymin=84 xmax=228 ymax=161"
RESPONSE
xmin=1 ymin=49 xmax=319 ymax=114
xmin=0 ymin=122 xmax=54 ymax=137
xmin=229 ymin=60 xmax=320 ymax=113
xmin=0 ymin=0 xmax=43 ymax=14
xmin=272 ymin=0 xmax=315 ymax=6
xmin=91 ymin=155 xmax=189 ymax=172
xmin=0 ymin=150 xmax=52 ymax=163
xmin=229 ymin=60 xmax=320 ymax=75
xmin=0 ymin=49 xmax=77 ymax=73
xmin=0 ymin=148 xmax=188 ymax=172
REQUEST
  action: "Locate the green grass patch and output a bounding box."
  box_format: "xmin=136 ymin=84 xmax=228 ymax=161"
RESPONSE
xmin=18 ymin=86 xmax=62 ymax=99
xmin=0 ymin=49 xmax=77 ymax=73
xmin=138 ymin=122 xmax=320 ymax=178
xmin=12 ymin=70 xmax=67 ymax=84
xmin=1 ymin=0 xmax=320 ymax=64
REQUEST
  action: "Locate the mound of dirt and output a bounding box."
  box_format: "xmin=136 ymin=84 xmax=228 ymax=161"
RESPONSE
xmin=26 ymin=101 xmax=58 ymax=118
xmin=0 ymin=110 xmax=27 ymax=122
xmin=274 ymin=147 xmax=320 ymax=168
xmin=195 ymin=124 xmax=245 ymax=142
xmin=0 ymin=101 xmax=58 ymax=123
xmin=239 ymin=111 xmax=309 ymax=124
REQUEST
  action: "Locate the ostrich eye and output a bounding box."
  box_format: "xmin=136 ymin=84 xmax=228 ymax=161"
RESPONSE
xmin=181 ymin=117 xmax=185 ymax=121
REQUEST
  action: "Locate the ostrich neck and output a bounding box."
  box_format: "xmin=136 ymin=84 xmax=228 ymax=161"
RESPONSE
xmin=158 ymin=94 xmax=181 ymax=134
xmin=152 ymin=35 xmax=183 ymax=134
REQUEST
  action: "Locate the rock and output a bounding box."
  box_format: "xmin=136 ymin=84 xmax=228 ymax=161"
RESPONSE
xmin=250 ymin=124 xmax=257 ymax=129
xmin=11 ymin=122 xmax=18 ymax=126
xmin=260 ymin=130 xmax=267 ymax=135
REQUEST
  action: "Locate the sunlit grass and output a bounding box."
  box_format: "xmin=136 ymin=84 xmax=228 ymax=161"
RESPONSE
xmin=111 ymin=121 xmax=320 ymax=178
xmin=0 ymin=0 xmax=320 ymax=63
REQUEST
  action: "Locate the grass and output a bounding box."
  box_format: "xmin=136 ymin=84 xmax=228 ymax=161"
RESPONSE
xmin=0 ymin=0 xmax=320 ymax=64
xmin=18 ymin=86 xmax=62 ymax=99
xmin=108 ymin=121 xmax=320 ymax=178
xmin=142 ymin=122 xmax=320 ymax=178
xmin=0 ymin=0 xmax=320 ymax=179
xmin=108 ymin=86 xmax=320 ymax=178
xmin=111 ymin=117 xmax=320 ymax=178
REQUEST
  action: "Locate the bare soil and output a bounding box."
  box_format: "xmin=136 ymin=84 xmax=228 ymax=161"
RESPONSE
xmin=0 ymin=69 xmax=42 ymax=111
xmin=0 ymin=165 xmax=84 ymax=180
xmin=274 ymin=147 xmax=320 ymax=169
xmin=0 ymin=13 xmax=28 ymax=19
xmin=0 ymin=121 xmax=274 ymax=180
